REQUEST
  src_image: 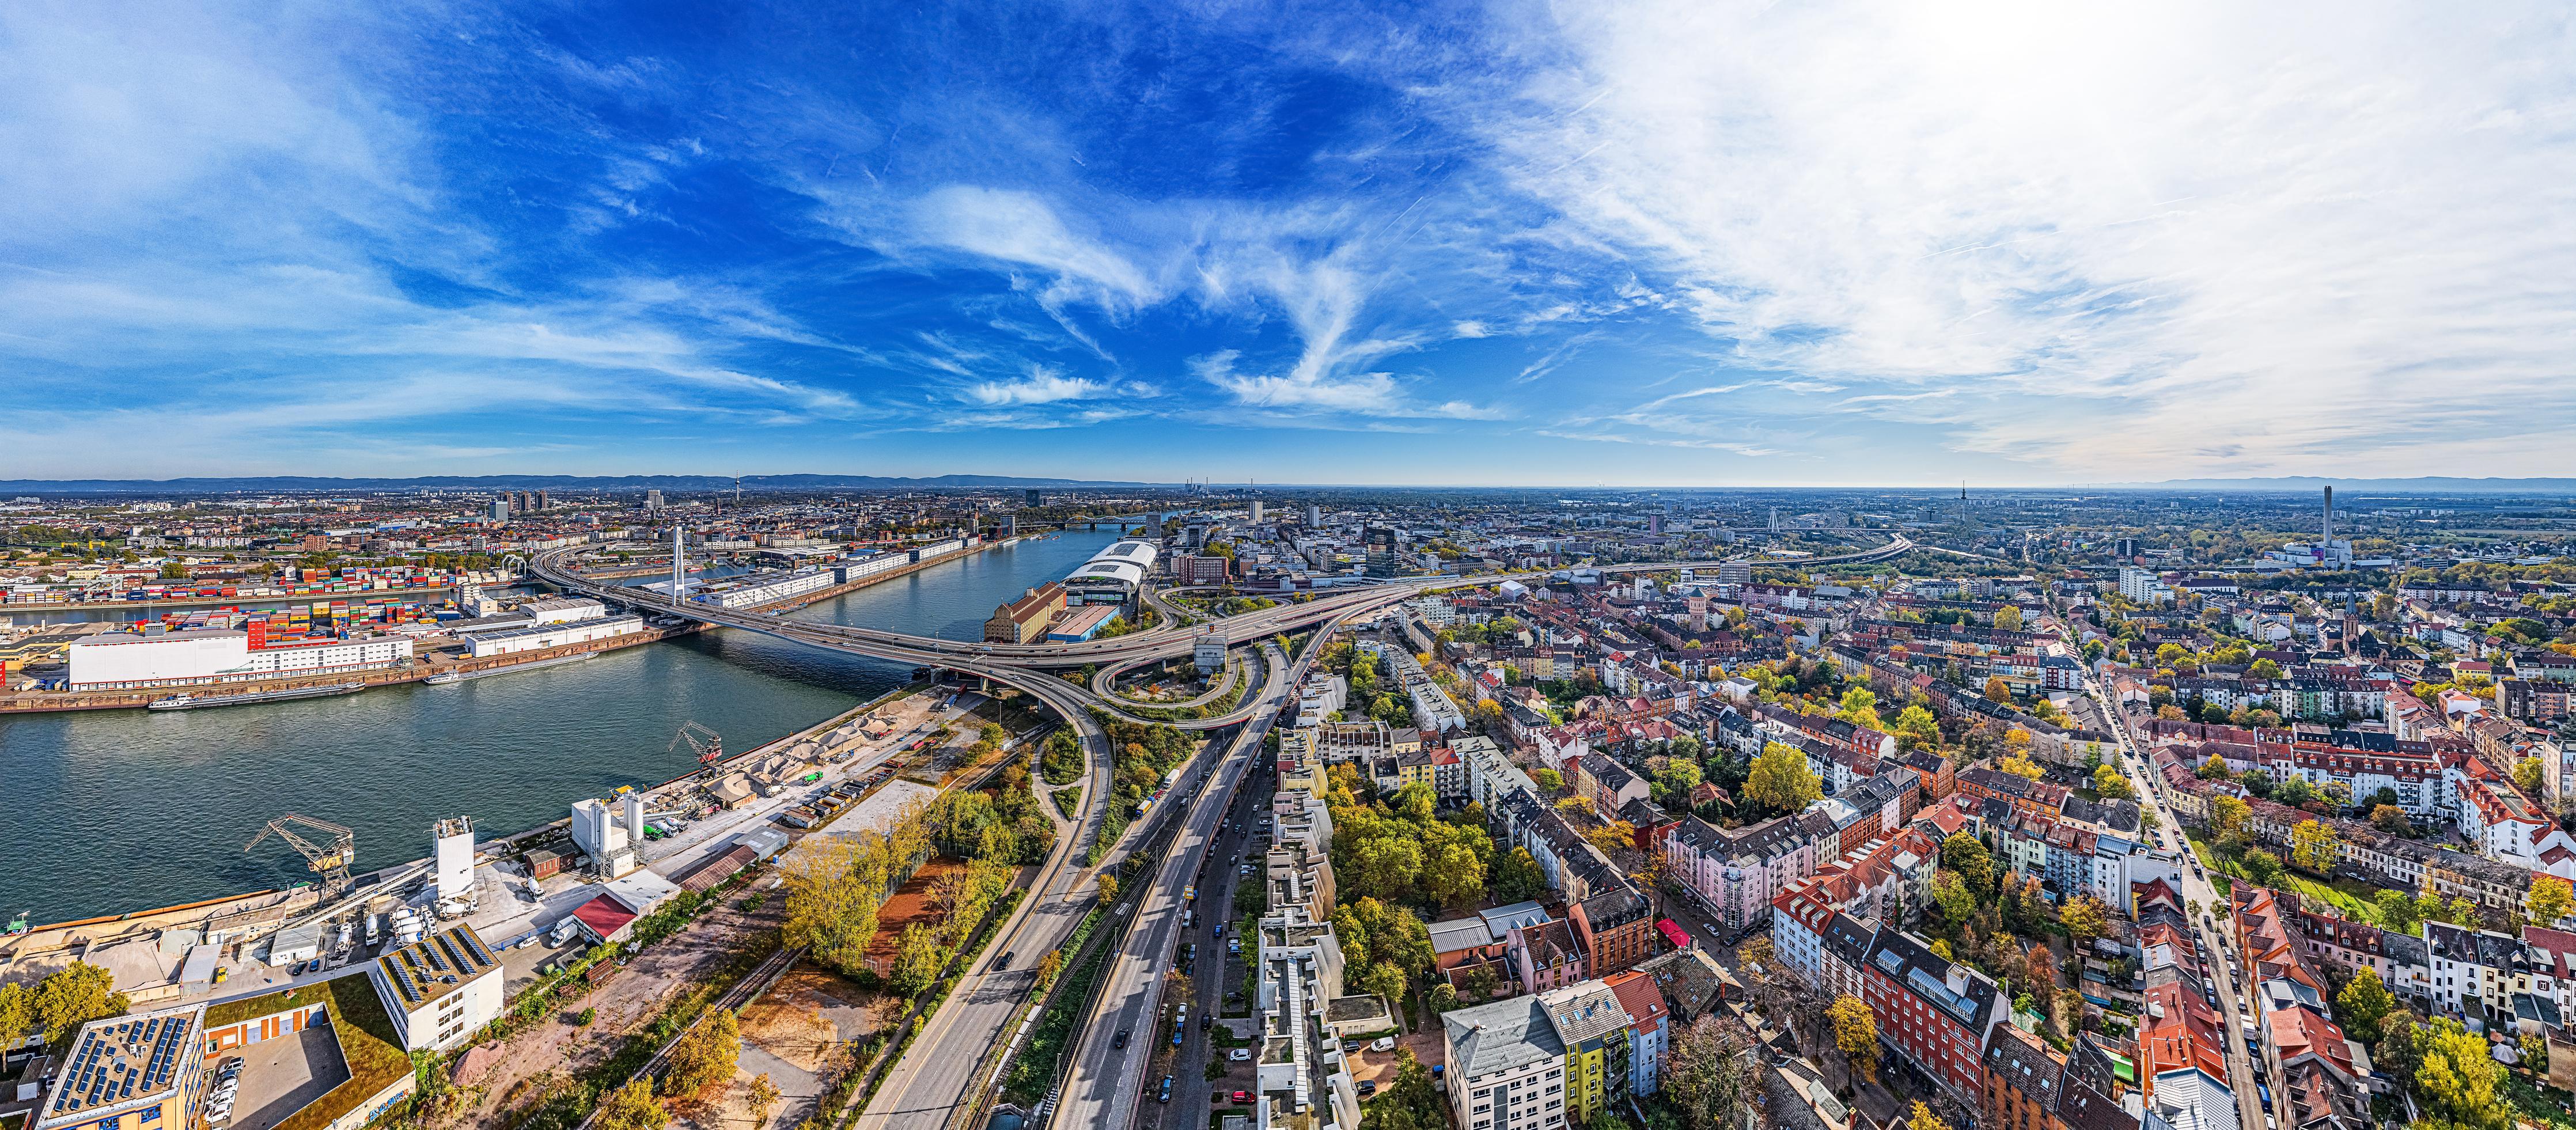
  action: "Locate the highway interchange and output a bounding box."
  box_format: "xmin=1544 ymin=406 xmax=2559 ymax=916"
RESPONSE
xmin=526 ymin=533 xmax=1914 ymax=1130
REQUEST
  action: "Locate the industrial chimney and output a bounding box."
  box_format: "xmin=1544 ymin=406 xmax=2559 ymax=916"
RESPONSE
xmin=2323 ymin=485 xmax=2335 ymax=545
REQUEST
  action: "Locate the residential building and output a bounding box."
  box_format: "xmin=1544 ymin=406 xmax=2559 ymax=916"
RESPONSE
xmin=1982 ymin=1023 xmax=2064 ymax=1130
xmin=1443 ymin=996 xmax=1569 ymax=1130
xmin=1859 ymin=927 xmax=2006 ymax=1101
xmin=1537 ymin=981 xmax=1631 ymax=1124
xmin=1603 ymin=969 xmax=1668 ymax=1097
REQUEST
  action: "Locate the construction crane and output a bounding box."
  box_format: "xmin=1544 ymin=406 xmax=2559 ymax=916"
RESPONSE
xmin=243 ymin=814 xmax=357 ymax=895
xmin=669 ymin=720 xmax=724 ymax=766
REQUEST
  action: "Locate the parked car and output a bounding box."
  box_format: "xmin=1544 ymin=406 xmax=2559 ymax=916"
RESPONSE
xmin=1233 ymin=1090 xmax=1251 ymax=1104
xmin=1359 ymin=1080 xmax=1377 ymax=1097
xmin=1157 ymin=1077 xmax=1173 ymax=1104
xmin=1229 ymin=1048 xmax=1251 ymax=1061
xmin=1370 ymin=1036 xmax=1396 ymax=1052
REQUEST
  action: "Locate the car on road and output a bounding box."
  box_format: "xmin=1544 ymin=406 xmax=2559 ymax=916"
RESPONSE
xmin=1158 ymin=1076 xmax=1173 ymax=1103
xmin=992 ymin=951 xmax=1014 ymax=970
xmin=1113 ymin=1029 xmax=1131 ymax=1049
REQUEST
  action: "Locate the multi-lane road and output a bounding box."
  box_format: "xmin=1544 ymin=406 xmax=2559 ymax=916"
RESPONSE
xmin=2089 ymin=675 xmax=2272 ymax=1130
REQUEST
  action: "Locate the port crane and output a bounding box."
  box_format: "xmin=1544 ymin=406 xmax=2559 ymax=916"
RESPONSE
xmin=243 ymin=814 xmax=358 ymax=896
xmin=669 ymin=720 xmax=724 ymax=766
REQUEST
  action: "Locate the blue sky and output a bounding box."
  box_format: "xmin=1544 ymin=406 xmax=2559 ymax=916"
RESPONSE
xmin=7 ymin=1 xmax=2576 ymax=486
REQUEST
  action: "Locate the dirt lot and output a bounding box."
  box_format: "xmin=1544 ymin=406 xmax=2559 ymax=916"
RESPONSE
xmin=1343 ymin=1025 xmax=1444 ymax=1087
xmin=687 ymin=969 xmax=888 ymax=1130
xmin=449 ymin=893 xmax=789 ymax=1129
xmin=864 ymin=858 xmax=967 ymax=970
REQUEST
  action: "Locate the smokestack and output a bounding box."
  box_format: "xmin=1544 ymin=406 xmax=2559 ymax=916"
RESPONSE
xmin=2323 ymin=485 xmax=2334 ymax=544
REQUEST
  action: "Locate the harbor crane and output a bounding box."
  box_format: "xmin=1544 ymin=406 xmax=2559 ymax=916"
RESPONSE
xmin=243 ymin=814 xmax=357 ymax=895
xmin=669 ymin=720 xmax=724 ymax=766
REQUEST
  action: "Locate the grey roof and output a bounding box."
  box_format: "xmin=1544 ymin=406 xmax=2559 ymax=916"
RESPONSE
xmin=1985 ymin=1026 xmax=2064 ymax=1113
xmin=1444 ymin=996 xmax=1568 ymax=1080
xmin=1429 ymin=917 xmax=1496 ymax=954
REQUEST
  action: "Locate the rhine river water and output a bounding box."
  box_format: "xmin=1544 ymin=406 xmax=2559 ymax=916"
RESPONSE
xmin=0 ymin=528 xmax=1124 ymax=924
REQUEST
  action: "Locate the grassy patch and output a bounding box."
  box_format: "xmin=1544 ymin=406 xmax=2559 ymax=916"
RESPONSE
xmin=204 ymin=983 xmax=324 ymax=1028
xmin=272 ymin=975 xmax=412 ymax=1130
xmin=1052 ymin=786 xmax=1082 ymax=820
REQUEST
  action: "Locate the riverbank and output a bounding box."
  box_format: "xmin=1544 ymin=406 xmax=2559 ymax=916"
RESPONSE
xmin=0 ymin=677 xmax=933 ymax=973
xmin=0 ymin=620 xmax=709 ymax=714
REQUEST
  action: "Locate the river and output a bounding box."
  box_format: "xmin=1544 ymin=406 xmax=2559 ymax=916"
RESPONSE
xmin=0 ymin=529 xmax=1123 ymax=924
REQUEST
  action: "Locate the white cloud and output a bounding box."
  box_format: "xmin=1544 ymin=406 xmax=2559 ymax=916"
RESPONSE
xmin=1478 ymin=0 xmax=2576 ymax=475
xmin=964 ymin=367 xmax=1119 ymax=405
xmin=904 ymin=185 xmax=1161 ymax=313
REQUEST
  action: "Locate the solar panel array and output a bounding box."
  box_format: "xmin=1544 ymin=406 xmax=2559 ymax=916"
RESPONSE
xmin=49 ymin=1010 xmax=194 ymax=1115
xmin=379 ymin=925 xmax=501 ymax=1009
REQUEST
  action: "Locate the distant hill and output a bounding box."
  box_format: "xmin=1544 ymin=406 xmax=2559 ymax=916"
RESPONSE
xmin=2099 ymin=476 xmax=2576 ymax=494
xmin=0 ymin=473 xmax=1160 ymax=494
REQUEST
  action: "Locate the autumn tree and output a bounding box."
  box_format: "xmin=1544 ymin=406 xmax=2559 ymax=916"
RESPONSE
xmin=1931 ymin=871 xmax=1977 ymax=928
xmin=1838 ymin=688 xmax=1882 ymax=730
xmin=2289 ymin=820 xmax=2341 ymax=873
xmin=661 ymin=1008 xmax=742 ymax=1102
xmin=597 ymin=1079 xmax=669 ymax=1130
xmin=1827 ymin=995 xmax=1878 ymax=1082
xmin=1097 ymin=872 xmax=1120 ymax=905
xmin=2514 ymin=757 xmax=2545 ymax=796
xmin=1662 ymin=1016 xmax=1759 ymax=1130
xmin=2092 ymin=764 xmax=2135 ymax=800
xmin=1745 ymin=742 xmax=1822 ymax=814
xmin=1997 ymin=752 xmax=2045 ymax=781
xmin=1894 ymin=705 xmax=1941 ymax=748
xmin=0 ymin=983 xmax=29 ymax=1049
xmin=1995 ymin=605 xmax=2024 ymax=632
xmin=1983 ymin=676 xmax=2013 ymax=703
xmin=33 ymin=962 xmax=127 ymax=1048
xmin=2196 ymin=755 xmax=2232 ymax=780
xmin=1909 ymin=1100 xmax=1957 ymax=1130
xmin=2060 ymin=895 xmax=2112 ymax=957
xmin=2372 ymin=804 xmax=2413 ymax=837
xmin=2530 ymin=875 xmax=2575 ymax=929
xmin=2405 ymin=1017 xmax=2511 ymax=1130
xmin=887 ymin=923 xmax=944 ymax=998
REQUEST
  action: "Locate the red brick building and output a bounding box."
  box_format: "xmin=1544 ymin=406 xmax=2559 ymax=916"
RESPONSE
xmin=1861 ymin=927 xmax=2006 ymax=1101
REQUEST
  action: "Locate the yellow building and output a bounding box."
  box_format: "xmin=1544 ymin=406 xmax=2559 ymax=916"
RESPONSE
xmin=36 ymin=1003 xmax=209 ymax=1130
xmin=1537 ymin=981 xmax=1631 ymax=1123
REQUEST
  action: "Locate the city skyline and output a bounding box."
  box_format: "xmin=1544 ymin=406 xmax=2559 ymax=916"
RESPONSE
xmin=9 ymin=2 xmax=2576 ymax=484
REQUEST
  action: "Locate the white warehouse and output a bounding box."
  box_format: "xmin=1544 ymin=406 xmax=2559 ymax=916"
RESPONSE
xmin=461 ymin=615 xmax=646 ymax=657
xmin=697 ymin=568 xmax=835 ymax=609
xmin=67 ymin=629 xmax=414 ymax=690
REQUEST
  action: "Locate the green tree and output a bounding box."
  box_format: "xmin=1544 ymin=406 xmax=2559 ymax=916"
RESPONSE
xmin=597 ymin=1079 xmax=669 ymax=1130
xmin=1931 ymin=870 xmax=1976 ymax=927
xmin=33 ymin=962 xmax=128 ymax=1048
xmin=2514 ymin=757 xmax=2544 ymax=796
xmin=1893 ymin=705 xmax=1941 ymax=747
xmin=1359 ymin=1052 xmax=1448 ymax=1130
xmin=1655 ymin=758 xmax=1704 ymax=798
xmin=2242 ymin=848 xmax=2285 ymax=887
xmin=1940 ymin=833 xmax=1996 ymax=898
xmin=1994 ymin=605 xmax=2024 ymax=632
xmin=1533 ymin=767 xmax=1564 ymax=791
xmin=2335 ymin=968 xmax=2396 ymax=1046
xmin=2210 ymin=794 xmax=2251 ymax=841
xmin=887 ymin=923 xmax=944 ymax=998
xmin=1353 ymin=837 xmax=1424 ymax=901
xmin=1420 ymin=841 xmax=1488 ymax=910
xmin=661 ymin=1008 xmax=742 ymax=1100
xmin=1837 ymin=687 xmax=1881 ymax=730
xmin=1745 ymin=742 xmax=1822 ymax=814
xmin=2373 ymin=889 xmax=2420 ymax=934
xmin=1491 ymin=847 xmax=1547 ymax=903
xmin=2249 ymin=658 xmax=2282 ymax=679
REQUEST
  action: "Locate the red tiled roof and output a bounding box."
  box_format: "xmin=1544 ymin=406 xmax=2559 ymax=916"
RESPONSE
xmin=573 ymin=894 xmax=639 ymax=939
